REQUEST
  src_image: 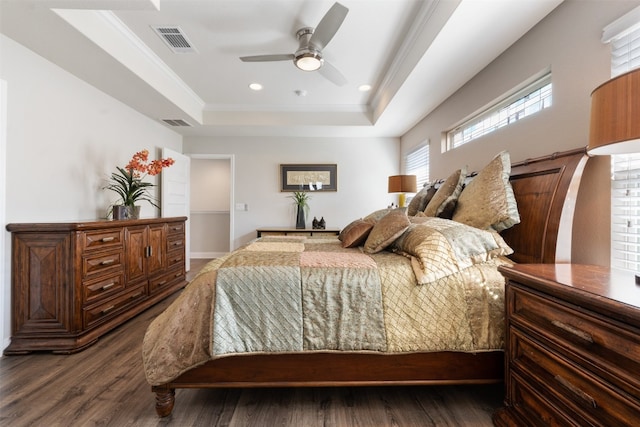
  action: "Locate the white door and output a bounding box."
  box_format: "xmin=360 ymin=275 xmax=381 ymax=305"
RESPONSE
xmin=162 ymin=148 xmax=191 ymax=271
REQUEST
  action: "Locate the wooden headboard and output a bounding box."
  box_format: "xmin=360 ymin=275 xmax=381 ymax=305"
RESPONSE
xmin=502 ymin=147 xmax=588 ymax=264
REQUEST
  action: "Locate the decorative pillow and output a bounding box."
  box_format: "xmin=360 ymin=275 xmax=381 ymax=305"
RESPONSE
xmin=452 ymin=151 xmax=520 ymax=231
xmin=392 ymin=217 xmax=513 ymax=285
xmin=363 ymin=208 xmax=394 ymax=222
xmin=423 ymin=167 xmax=467 ymax=218
xmin=363 ymin=209 xmax=410 ymax=254
xmin=407 ymin=184 xmax=437 ymax=216
xmin=339 ymin=218 xmax=375 ymax=248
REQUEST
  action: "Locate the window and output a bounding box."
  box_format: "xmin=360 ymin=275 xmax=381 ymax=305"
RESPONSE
xmin=405 ymin=143 xmax=429 ymax=188
xmin=606 ymin=6 xmax=640 ymax=272
xmin=447 ymin=73 xmax=552 ymax=150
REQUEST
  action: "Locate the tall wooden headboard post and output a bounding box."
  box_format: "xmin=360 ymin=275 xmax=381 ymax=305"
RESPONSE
xmin=502 ymin=147 xmax=588 ymax=264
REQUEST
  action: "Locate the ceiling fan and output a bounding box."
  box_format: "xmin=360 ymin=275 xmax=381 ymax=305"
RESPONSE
xmin=239 ymin=2 xmax=349 ymax=86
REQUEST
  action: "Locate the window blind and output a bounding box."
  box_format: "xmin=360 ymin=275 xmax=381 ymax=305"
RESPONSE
xmin=405 ymin=144 xmax=429 ymax=189
xmin=607 ymin=7 xmax=640 ymax=272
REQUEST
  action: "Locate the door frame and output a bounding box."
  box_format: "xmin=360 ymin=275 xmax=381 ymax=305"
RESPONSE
xmin=189 ymin=154 xmax=234 ymax=253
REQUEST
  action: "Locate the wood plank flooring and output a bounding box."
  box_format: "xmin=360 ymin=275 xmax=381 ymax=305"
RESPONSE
xmin=0 ymin=259 xmax=504 ymax=426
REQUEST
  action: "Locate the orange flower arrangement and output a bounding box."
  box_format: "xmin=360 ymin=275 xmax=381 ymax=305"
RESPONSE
xmin=105 ymin=149 xmax=175 ymax=209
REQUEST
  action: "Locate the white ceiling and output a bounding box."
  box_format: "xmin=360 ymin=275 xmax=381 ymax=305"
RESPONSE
xmin=0 ymin=0 xmax=564 ymax=138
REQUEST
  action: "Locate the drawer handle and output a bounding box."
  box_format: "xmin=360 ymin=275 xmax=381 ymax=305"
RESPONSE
xmin=100 ymin=259 xmax=115 ymax=266
xmin=173 ymin=257 xmax=182 ymax=262
xmin=172 ymin=226 xmax=181 ymax=231
xmin=554 ymin=375 xmax=597 ymax=408
xmin=101 ymin=282 xmax=116 ymax=290
xmin=130 ymin=292 xmax=143 ymax=299
xmin=102 ymin=305 xmax=115 ymax=314
xmin=172 ymin=241 xmax=182 ymax=246
xmin=101 ymin=237 xmax=115 ymax=243
xmin=174 ymin=272 xmax=181 ymax=278
xmin=551 ymin=320 xmax=593 ymax=343
xmin=157 ymin=280 xmax=167 ymax=286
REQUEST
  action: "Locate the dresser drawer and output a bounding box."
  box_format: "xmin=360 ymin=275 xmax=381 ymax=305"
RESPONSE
xmin=511 ymin=328 xmax=640 ymax=426
xmin=80 ymin=229 xmax=123 ymax=252
xmin=82 ymin=272 xmax=125 ymax=304
xmin=83 ymin=284 xmax=147 ymax=329
xmin=167 ymin=234 xmax=185 ymax=252
xmin=82 ymin=250 xmax=123 ymax=278
xmin=166 ymin=249 xmax=185 ymax=269
xmin=167 ymin=221 xmax=185 ymax=236
xmin=509 ymin=285 xmax=640 ymax=395
xmin=149 ymin=266 xmax=185 ymax=294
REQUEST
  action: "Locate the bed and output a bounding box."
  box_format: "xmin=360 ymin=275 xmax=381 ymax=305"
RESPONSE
xmin=144 ymin=147 xmax=587 ymax=417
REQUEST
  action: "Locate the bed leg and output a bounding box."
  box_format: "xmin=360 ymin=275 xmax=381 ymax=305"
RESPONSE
xmin=152 ymin=385 xmax=175 ymax=417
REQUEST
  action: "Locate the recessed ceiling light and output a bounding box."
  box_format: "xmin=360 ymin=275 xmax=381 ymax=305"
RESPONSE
xmin=358 ymin=84 xmax=372 ymax=92
xmin=249 ymin=83 xmax=263 ymax=91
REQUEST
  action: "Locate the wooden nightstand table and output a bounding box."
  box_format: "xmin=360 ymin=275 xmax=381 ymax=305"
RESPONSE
xmin=256 ymin=227 xmax=341 ymax=238
xmin=494 ymin=264 xmax=640 ymax=427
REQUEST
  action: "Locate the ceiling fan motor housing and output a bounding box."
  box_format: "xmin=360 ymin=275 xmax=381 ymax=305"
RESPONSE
xmin=294 ymin=27 xmax=324 ymax=71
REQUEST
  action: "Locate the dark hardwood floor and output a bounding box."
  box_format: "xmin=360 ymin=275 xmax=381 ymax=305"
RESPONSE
xmin=0 ymin=258 xmax=503 ymax=426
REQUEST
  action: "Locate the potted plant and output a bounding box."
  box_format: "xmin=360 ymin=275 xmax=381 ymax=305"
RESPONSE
xmin=289 ymin=190 xmax=311 ymax=229
xmin=105 ymin=149 xmax=174 ymax=219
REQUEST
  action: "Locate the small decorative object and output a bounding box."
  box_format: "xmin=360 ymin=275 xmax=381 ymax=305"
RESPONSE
xmin=312 ymin=217 xmax=319 ymax=229
xmin=289 ymin=190 xmax=311 ymax=229
xmin=318 ymin=217 xmax=326 ymax=229
xmin=105 ymin=149 xmax=174 ymax=220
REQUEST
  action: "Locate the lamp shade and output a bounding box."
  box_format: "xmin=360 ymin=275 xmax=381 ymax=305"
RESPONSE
xmin=388 ymin=175 xmax=417 ymax=193
xmin=588 ymin=68 xmax=640 ymax=155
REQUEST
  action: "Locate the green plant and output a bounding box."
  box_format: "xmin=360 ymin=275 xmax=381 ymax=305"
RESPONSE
xmin=104 ymin=149 xmax=174 ymax=209
xmin=289 ymin=190 xmax=311 ymax=208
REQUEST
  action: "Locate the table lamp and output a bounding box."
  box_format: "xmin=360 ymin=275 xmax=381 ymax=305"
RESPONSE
xmin=388 ymin=175 xmax=417 ymax=208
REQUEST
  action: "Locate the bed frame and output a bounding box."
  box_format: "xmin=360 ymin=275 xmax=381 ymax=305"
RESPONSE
xmin=152 ymin=147 xmax=588 ymax=417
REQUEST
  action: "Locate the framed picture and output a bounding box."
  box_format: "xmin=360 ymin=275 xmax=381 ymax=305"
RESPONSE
xmin=280 ymin=164 xmax=337 ymax=192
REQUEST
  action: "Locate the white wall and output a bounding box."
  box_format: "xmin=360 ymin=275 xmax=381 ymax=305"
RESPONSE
xmin=0 ymin=34 xmax=183 ymax=352
xmin=184 ymin=136 xmax=399 ymax=249
xmin=401 ymin=0 xmax=640 ymax=267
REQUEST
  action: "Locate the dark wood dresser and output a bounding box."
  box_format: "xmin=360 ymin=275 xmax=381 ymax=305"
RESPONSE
xmin=5 ymin=217 xmax=188 ymax=355
xmin=493 ymin=264 xmax=640 ymax=426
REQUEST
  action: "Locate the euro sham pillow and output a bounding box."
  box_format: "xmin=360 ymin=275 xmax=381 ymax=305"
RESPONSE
xmin=363 ymin=209 xmax=410 ymax=254
xmin=407 ymin=184 xmax=437 ymax=216
xmin=392 ymin=217 xmax=513 ymax=285
xmin=423 ymin=167 xmax=467 ymax=218
xmin=339 ymin=218 xmax=376 ymax=248
xmin=452 ymin=151 xmax=520 ymax=231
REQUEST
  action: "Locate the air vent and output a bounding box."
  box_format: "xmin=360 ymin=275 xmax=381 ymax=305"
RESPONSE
xmin=152 ymin=26 xmax=196 ymax=53
xmin=162 ymin=119 xmax=192 ymax=127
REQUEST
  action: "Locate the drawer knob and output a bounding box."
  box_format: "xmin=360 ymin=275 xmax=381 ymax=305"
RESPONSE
xmin=101 ymin=282 xmax=116 ymax=290
xmin=101 ymin=237 xmax=115 ymax=243
xmin=551 ymin=320 xmax=594 ymax=343
xmin=554 ymin=375 xmax=597 ymax=408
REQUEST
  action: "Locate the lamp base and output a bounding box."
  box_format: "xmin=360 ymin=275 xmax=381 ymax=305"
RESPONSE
xmin=398 ymin=193 xmax=406 ymax=208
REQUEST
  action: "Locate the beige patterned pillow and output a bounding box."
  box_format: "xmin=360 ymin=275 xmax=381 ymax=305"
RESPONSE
xmin=339 ymin=218 xmax=375 ymax=248
xmin=452 ymin=151 xmax=520 ymax=231
xmin=392 ymin=217 xmax=513 ymax=285
xmin=423 ymin=168 xmax=467 ymax=218
xmin=407 ymin=184 xmax=437 ymax=216
xmin=363 ymin=209 xmax=410 ymax=254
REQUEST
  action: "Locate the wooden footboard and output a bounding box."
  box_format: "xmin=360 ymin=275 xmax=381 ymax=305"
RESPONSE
xmin=153 ymin=351 xmax=504 ymax=417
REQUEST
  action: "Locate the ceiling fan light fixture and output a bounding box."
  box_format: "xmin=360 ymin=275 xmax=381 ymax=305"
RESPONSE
xmin=294 ymin=50 xmax=323 ymax=71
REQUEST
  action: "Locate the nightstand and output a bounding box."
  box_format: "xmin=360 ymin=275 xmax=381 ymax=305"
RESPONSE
xmin=256 ymin=227 xmax=341 ymax=238
xmin=494 ymin=264 xmax=640 ymax=427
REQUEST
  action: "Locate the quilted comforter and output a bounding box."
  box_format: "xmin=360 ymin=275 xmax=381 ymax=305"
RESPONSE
xmin=143 ymin=232 xmax=511 ymax=386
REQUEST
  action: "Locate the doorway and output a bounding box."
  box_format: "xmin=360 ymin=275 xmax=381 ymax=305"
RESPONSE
xmin=189 ymin=155 xmax=233 ymax=258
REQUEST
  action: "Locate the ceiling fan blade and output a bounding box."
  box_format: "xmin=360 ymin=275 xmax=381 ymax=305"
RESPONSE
xmin=309 ymin=2 xmax=348 ymax=51
xmin=240 ymin=54 xmax=294 ymax=62
xmin=319 ymin=61 xmax=347 ymax=86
